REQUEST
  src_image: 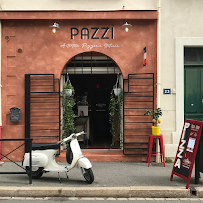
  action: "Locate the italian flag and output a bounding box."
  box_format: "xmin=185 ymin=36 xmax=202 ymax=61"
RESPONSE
xmin=143 ymin=47 xmax=147 ymax=66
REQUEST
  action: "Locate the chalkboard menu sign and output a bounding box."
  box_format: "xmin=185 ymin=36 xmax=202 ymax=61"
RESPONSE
xmin=170 ymin=119 xmax=203 ymax=189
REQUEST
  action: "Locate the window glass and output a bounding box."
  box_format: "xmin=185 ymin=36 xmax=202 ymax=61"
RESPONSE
xmin=200 ymin=49 xmax=203 ymax=62
xmin=184 ymin=48 xmax=198 ymax=63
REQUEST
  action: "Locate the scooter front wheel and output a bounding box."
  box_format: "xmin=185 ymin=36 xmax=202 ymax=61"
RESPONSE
xmin=26 ymin=167 xmax=44 ymax=179
xmin=81 ymin=167 xmax=94 ymax=184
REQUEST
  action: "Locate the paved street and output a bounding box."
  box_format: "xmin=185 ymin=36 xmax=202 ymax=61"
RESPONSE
xmin=0 ymin=162 xmax=196 ymax=187
xmin=1 ymin=197 xmax=203 ymax=203
xmin=0 ymin=161 xmax=203 ymax=198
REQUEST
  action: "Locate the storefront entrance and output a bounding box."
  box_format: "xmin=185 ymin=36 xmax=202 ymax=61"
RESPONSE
xmin=1 ymin=11 xmax=158 ymax=162
xmin=62 ymin=52 xmax=122 ymax=149
xmin=70 ymin=74 xmax=117 ymax=148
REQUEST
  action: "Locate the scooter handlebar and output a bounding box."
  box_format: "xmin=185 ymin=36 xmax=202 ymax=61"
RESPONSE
xmin=75 ymin=131 xmax=85 ymax=137
xmin=59 ymin=131 xmax=85 ymax=144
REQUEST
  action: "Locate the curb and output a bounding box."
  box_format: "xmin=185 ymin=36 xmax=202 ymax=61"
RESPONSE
xmin=196 ymin=188 xmax=203 ymax=197
xmin=0 ymin=186 xmax=190 ymax=198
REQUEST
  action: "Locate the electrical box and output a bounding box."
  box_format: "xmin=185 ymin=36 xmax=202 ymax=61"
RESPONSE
xmin=10 ymin=107 xmax=20 ymax=122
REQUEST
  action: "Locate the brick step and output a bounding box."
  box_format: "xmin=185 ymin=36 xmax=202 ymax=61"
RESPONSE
xmin=55 ymin=150 xmax=154 ymax=162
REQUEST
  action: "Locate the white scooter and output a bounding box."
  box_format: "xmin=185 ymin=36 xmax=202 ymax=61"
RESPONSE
xmin=22 ymin=131 xmax=94 ymax=184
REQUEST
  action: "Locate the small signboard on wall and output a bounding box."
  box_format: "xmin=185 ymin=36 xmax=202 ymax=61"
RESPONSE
xmin=170 ymin=119 xmax=203 ymax=189
xmin=163 ymin=88 xmax=171 ymax=94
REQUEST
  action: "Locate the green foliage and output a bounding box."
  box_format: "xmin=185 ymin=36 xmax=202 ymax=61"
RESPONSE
xmin=61 ymin=83 xmax=77 ymax=142
xmin=113 ymin=84 xmax=121 ymax=88
xmin=63 ymin=82 xmax=74 ymax=91
xmin=144 ymin=108 xmax=162 ymax=125
xmin=165 ymin=157 xmax=173 ymax=163
xmin=109 ymin=87 xmax=123 ymax=147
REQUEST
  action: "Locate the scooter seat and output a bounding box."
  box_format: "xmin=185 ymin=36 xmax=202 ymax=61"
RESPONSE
xmin=32 ymin=143 xmax=59 ymax=150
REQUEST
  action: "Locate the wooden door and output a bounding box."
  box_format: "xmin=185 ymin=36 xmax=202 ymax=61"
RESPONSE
xmin=184 ymin=67 xmax=203 ymax=121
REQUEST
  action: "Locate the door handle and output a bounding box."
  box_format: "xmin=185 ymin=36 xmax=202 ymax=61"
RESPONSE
xmin=191 ymin=104 xmax=194 ymax=106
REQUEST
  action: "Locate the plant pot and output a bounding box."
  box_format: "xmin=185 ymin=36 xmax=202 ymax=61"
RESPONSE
xmin=152 ymin=126 xmax=160 ymax=135
xmin=113 ymin=88 xmax=121 ymax=96
xmin=64 ymin=89 xmax=72 ymax=96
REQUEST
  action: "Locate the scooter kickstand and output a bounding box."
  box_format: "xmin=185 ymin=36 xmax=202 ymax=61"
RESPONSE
xmin=65 ymin=171 xmax=68 ymax=179
xmin=58 ymin=172 xmax=61 ymax=183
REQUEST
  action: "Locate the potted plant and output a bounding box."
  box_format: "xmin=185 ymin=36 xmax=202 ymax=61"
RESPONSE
xmin=109 ymin=86 xmax=123 ymax=147
xmin=61 ymin=83 xmax=77 ymax=143
xmin=113 ymin=84 xmax=122 ymax=96
xmin=144 ymin=108 xmax=163 ymax=135
xmin=63 ymin=82 xmax=74 ymax=97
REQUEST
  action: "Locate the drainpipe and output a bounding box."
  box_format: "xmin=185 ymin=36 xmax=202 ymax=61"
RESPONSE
xmin=156 ymin=0 xmax=162 ymax=163
xmin=157 ymin=0 xmax=161 ymax=108
xmin=0 ymin=20 xmax=2 ymax=159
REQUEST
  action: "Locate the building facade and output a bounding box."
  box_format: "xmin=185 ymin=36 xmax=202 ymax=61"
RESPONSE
xmin=0 ymin=0 xmax=202 ymax=161
xmin=160 ymin=0 xmax=203 ymax=157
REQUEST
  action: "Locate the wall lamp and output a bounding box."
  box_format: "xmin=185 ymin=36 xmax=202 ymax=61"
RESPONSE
xmin=49 ymin=22 xmax=60 ymax=33
xmin=121 ymin=22 xmax=132 ymax=32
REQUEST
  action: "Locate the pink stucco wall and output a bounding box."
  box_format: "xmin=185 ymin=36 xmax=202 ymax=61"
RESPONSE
xmin=1 ymin=11 xmax=157 ymax=161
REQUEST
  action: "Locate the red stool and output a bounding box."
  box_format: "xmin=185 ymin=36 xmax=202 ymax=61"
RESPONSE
xmin=146 ymin=135 xmax=165 ymax=167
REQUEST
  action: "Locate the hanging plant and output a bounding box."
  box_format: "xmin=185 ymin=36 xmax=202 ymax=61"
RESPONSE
xmin=63 ymin=82 xmax=73 ymax=97
xmin=61 ymin=81 xmax=77 ymax=142
xmin=113 ymin=84 xmax=122 ymax=96
xmin=109 ymin=85 xmax=123 ymax=147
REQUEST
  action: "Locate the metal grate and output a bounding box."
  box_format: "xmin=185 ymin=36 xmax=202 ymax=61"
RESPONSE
xmin=62 ymin=52 xmax=120 ymax=75
xmin=25 ymin=74 xmax=60 ymax=153
xmin=123 ymin=73 xmax=154 ymax=156
xmin=0 ymin=138 xmax=33 ymax=184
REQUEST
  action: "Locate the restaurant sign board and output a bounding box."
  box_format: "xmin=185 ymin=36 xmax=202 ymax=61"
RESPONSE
xmin=170 ymin=119 xmax=203 ymax=189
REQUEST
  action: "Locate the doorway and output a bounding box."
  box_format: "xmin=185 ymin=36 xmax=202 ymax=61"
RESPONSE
xmin=61 ymin=52 xmax=122 ymax=149
xmin=184 ymin=67 xmax=203 ymax=121
xmin=184 ymin=48 xmax=203 ymax=121
xmin=70 ymin=74 xmax=117 ymax=148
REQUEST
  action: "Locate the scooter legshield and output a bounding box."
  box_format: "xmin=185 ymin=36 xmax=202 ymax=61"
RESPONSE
xmin=77 ymin=157 xmax=92 ymax=169
xmin=23 ymin=152 xmax=48 ymax=168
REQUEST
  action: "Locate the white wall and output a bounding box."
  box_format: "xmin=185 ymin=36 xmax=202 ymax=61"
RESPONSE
xmin=160 ymin=0 xmax=203 ymax=157
xmin=0 ymin=0 xmax=157 ymax=11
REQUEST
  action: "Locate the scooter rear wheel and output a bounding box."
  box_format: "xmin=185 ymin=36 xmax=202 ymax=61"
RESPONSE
xmin=81 ymin=168 xmax=94 ymax=184
xmin=26 ymin=167 xmax=44 ymax=179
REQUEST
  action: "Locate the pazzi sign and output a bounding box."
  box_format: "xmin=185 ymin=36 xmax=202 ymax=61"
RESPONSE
xmin=71 ymin=27 xmax=114 ymax=39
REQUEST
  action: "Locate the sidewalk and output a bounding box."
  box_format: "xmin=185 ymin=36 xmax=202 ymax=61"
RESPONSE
xmin=0 ymin=161 xmax=203 ymax=198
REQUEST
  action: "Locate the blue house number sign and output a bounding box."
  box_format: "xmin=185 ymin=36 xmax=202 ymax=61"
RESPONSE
xmin=163 ymin=89 xmax=171 ymax=95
